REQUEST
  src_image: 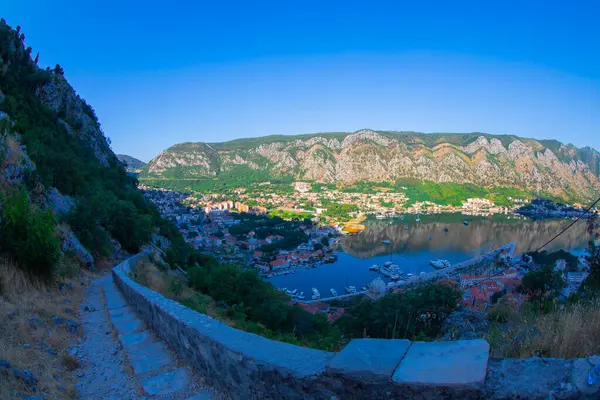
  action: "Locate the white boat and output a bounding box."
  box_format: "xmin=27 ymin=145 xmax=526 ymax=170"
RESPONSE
xmin=376 ymin=215 xmax=386 ymax=220
xmin=390 ymin=274 xmax=401 ymax=281
xmin=430 ymin=259 xmax=451 ymax=269
xmin=382 ymin=239 xmax=390 ymax=244
xmin=407 ymin=273 xmax=414 ymax=277
xmin=361 ymin=286 xmax=368 ymax=291
xmin=369 ymin=264 xmax=380 ymax=271
xmin=345 ymin=286 xmax=357 ymax=294
xmin=311 ymin=287 xmax=321 ymax=299
xmin=384 ymin=261 xmax=394 ymax=267
xmin=330 ymin=288 xmax=338 ymax=296
xmin=297 ymin=294 xmax=305 ymax=300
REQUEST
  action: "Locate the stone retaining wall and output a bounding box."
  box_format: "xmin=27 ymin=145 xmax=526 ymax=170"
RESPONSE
xmin=112 ymin=253 xmax=599 ymax=399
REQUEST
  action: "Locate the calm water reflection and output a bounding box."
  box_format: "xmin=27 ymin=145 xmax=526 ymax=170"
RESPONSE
xmin=267 ymin=214 xmax=591 ymax=297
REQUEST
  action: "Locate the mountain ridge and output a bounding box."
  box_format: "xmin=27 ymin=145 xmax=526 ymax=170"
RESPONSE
xmin=117 ymin=154 xmax=146 ymax=172
xmin=141 ymin=129 xmax=600 ymax=203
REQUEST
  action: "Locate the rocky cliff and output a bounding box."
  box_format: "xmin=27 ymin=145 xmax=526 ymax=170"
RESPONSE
xmin=0 ymin=19 xmax=174 ymax=268
xmin=143 ymin=130 xmax=600 ymax=202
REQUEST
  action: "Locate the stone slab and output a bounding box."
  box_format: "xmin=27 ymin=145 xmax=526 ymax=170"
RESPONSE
xmin=110 ymin=310 xmax=144 ymax=336
xmin=127 ymin=338 xmax=173 ymax=375
xmin=119 ymin=331 xmax=151 ymax=351
xmin=326 ymin=338 xmax=411 ymax=381
xmin=186 ymin=392 xmax=211 ymax=400
xmin=484 ymin=357 xmax=573 ymax=399
xmin=392 ymin=339 xmax=489 ymax=388
xmin=141 ymin=366 xmax=191 ymax=396
xmin=571 ymin=358 xmax=597 ymax=396
xmin=104 ymin=287 xmax=128 ymax=310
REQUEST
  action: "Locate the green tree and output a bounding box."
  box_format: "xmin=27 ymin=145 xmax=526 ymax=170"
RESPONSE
xmin=0 ymin=189 xmax=60 ymax=278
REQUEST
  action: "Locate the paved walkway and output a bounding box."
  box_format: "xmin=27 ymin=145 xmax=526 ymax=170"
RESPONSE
xmin=76 ymin=276 xmax=218 ymax=400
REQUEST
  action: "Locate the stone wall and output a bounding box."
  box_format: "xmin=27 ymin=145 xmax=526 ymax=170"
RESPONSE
xmin=112 ymin=253 xmax=600 ymax=399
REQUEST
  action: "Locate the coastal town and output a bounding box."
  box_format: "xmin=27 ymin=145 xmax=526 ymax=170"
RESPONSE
xmin=140 ymin=182 xmax=593 ymax=325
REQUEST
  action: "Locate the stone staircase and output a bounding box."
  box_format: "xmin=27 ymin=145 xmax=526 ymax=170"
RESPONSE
xmin=102 ymin=277 xmax=214 ymax=400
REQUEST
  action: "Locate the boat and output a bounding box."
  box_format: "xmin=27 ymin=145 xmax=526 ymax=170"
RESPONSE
xmin=416 ymin=213 xmax=421 ymax=223
xmin=444 ymin=228 xmax=449 ymax=232
xmin=369 ymin=264 xmax=380 ymax=271
xmin=390 ymin=274 xmax=401 ymax=281
xmin=311 ymin=288 xmax=321 ymax=299
xmin=382 ymin=239 xmax=391 ymax=244
xmin=407 ymin=273 xmax=414 ymax=277
xmin=430 ymin=259 xmax=452 ymax=269
xmin=376 ymin=215 xmax=386 ymax=220
xmin=330 ymin=288 xmax=338 ymax=296
xmin=384 ymin=261 xmax=394 ymax=267
xmin=297 ymin=294 xmax=305 ymax=300
xmin=361 ymin=286 xmax=368 ymax=291
xmin=345 ymin=286 xmax=357 ymax=294
xmin=463 ymin=221 xmax=470 ymax=226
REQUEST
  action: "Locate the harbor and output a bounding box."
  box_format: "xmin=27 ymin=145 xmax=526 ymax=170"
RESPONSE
xmin=266 ymin=214 xmax=589 ymax=302
xmin=296 ymin=242 xmax=516 ymax=304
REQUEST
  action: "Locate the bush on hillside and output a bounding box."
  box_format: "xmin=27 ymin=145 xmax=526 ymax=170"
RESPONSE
xmin=339 ymin=283 xmax=462 ymax=340
xmin=187 ymin=262 xmax=340 ymax=346
xmin=0 ymin=189 xmax=60 ymax=278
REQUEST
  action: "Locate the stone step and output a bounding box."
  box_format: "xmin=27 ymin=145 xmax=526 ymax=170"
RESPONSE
xmin=109 ymin=307 xmax=145 ymax=336
xmin=185 ymin=392 xmax=212 ymax=400
xmin=141 ymin=367 xmax=192 ymax=396
xmin=103 ymin=275 xmax=217 ymax=399
xmin=103 ymin=280 xmax=128 ymax=310
xmin=122 ymin=335 xmax=174 ymax=376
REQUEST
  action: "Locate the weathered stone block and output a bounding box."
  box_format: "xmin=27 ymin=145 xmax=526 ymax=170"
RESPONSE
xmin=484 ymin=357 xmax=573 ymax=399
xmin=186 ymin=392 xmax=211 ymax=400
xmin=141 ymin=366 xmax=191 ymax=396
xmin=326 ymin=338 xmax=411 ymax=382
xmin=119 ymin=331 xmax=151 ymax=350
xmin=571 ymin=358 xmax=597 ymax=397
xmin=110 ymin=309 xmax=144 ymax=336
xmin=104 ymin=287 xmax=127 ymax=310
xmin=392 ymin=339 xmax=489 ymax=388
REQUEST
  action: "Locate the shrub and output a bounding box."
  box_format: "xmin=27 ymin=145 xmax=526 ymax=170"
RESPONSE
xmin=0 ymin=189 xmax=60 ymax=278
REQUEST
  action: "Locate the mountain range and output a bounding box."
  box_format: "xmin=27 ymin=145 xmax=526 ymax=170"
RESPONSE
xmin=140 ymin=130 xmax=600 ymax=202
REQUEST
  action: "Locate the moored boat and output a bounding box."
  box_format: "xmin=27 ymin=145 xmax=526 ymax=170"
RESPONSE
xmin=430 ymin=259 xmax=451 ymax=269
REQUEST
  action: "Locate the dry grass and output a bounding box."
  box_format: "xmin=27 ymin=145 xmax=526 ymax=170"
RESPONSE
xmin=3 ymin=134 xmax=23 ymax=166
xmin=131 ymin=258 xmax=227 ymax=323
xmin=487 ymin=300 xmax=600 ymax=358
xmin=0 ymin=258 xmax=90 ymax=399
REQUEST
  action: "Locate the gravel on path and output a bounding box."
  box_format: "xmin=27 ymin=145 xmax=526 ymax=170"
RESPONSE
xmin=75 ymin=275 xmax=143 ymax=400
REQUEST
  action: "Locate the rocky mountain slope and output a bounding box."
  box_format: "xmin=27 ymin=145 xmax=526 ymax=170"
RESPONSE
xmin=142 ymin=130 xmax=600 ymax=202
xmin=117 ymin=154 xmax=145 ymax=172
xmin=0 ymin=18 xmax=189 ymax=270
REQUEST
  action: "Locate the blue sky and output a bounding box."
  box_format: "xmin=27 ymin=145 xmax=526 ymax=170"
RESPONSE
xmin=3 ymin=1 xmax=599 ymax=161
